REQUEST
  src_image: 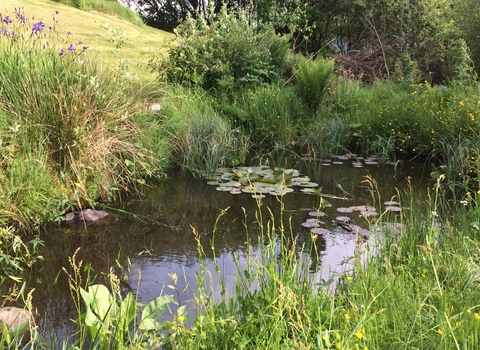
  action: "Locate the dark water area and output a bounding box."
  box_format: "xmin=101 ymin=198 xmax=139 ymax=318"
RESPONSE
xmin=29 ymin=157 xmax=433 ymax=340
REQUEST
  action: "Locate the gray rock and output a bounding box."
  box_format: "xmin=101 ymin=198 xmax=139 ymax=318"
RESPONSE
xmin=0 ymin=307 xmax=32 ymax=336
xmin=65 ymin=209 xmax=109 ymax=223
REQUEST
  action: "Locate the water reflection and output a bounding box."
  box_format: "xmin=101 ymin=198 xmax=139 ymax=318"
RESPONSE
xmin=30 ymin=159 xmax=430 ymax=340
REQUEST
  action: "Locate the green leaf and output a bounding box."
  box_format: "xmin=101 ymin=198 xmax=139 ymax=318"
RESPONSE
xmin=139 ymin=295 xmax=175 ymax=331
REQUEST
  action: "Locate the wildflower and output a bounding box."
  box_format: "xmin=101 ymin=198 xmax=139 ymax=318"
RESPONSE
xmin=460 ymin=101 xmax=464 ymax=106
xmin=460 ymin=200 xmax=468 ymax=206
xmin=438 ymin=328 xmax=444 ymax=335
xmin=32 ymin=21 xmax=45 ymax=34
xmin=477 ymin=190 xmax=480 ymax=195
xmin=336 ymin=342 xmax=342 ymax=349
xmin=82 ymin=46 xmax=89 ymax=51
xmin=346 ymin=275 xmax=352 ymax=281
xmin=355 ymin=330 xmax=364 ymax=339
xmin=67 ymin=43 xmax=75 ymax=53
xmin=55 ymin=10 xmax=60 ymax=15
xmin=475 ymin=313 xmax=480 ymax=321
xmin=344 ymin=313 xmax=351 ymax=321
xmin=59 ymin=48 xmax=65 ymax=56
xmin=67 ymin=31 xmax=72 ymax=36
xmin=455 ymin=321 xmax=461 ymax=327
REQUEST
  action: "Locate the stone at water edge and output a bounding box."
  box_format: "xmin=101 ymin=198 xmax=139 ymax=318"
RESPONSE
xmin=0 ymin=307 xmax=32 ymax=336
xmin=65 ymin=209 xmax=108 ymax=222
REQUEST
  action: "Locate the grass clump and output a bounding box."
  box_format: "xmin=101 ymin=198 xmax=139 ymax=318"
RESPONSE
xmin=0 ymin=7 xmax=161 ymax=226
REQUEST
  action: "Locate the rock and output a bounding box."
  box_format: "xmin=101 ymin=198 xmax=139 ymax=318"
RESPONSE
xmin=148 ymin=103 xmax=161 ymax=112
xmin=0 ymin=307 xmax=32 ymax=336
xmin=65 ymin=209 xmax=108 ymax=223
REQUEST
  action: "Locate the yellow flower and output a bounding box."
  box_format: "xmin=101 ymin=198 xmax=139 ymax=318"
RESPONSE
xmin=364 ymin=347 xmax=369 ymax=350
xmin=455 ymin=321 xmax=461 ymax=327
xmin=346 ymin=276 xmax=352 ymax=281
xmin=474 ymin=313 xmax=480 ymax=321
xmin=344 ymin=313 xmax=351 ymax=321
xmin=336 ymin=342 xmax=342 ymax=349
xmin=336 ymin=333 xmax=341 ymax=340
xmin=438 ymin=328 xmax=444 ymax=335
xmin=460 ymin=101 xmax=464 ymax=106
xmin=355 ymin=331 xmax=364 ymax=339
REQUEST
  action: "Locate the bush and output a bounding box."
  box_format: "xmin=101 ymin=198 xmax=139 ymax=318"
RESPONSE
xmin=153 ymin=5 xmax=291 ymax=93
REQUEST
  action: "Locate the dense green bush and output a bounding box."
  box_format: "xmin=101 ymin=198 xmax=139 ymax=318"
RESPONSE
xmin=153 ymin=5 xmax=291 ymax=92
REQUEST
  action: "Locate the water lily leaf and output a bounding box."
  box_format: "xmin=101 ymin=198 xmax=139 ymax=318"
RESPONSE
xmin=298 ymin=182 xmax=319 ymax=188
xmin=311 ymin=228 xmax=331 ymax=234
xmin=308 ymin=211 xmax=327 ymax=217
xmin=207 ymin=181 xmax=219 ymax=186
xmin=258 ymin=177 xmax=277 ymax=184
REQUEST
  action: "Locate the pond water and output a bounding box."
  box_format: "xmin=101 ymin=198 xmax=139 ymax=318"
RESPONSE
xmin=29 ymin=155 xmax=432 ymax=341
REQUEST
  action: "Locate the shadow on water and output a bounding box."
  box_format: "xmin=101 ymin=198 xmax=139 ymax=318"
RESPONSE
xmin=30 ymin=155 xmax=432 ymax=340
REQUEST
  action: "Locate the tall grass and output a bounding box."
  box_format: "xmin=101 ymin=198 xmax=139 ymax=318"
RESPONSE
xmin=0 ymin=8 xmax=160 ymax=225
xmin=159 ymin=86 xmax=250 ymax=178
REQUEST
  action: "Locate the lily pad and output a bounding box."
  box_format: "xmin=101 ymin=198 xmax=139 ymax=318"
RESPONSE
xmin=337 ymin=207 xmax=354 ymax=213
xmin=385 ymin=206 xmax=402 ymax=212
xmin=336 ymin=216 xmax=351 ymax=224
xmin=311 ymin=228 xmax=331 ymax=234
xmin=308 ymin=211 xmax=327 ymax=217
xmin=384 ymin=201 xmax=399 ymax=206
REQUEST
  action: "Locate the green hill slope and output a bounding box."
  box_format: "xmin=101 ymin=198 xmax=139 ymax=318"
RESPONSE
xmin=2 ymin=0 xmax=173 ymax=79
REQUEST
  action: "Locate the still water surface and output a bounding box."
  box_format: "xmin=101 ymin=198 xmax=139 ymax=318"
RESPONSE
xmin=31 ymin=157 xmax=432 ymax=339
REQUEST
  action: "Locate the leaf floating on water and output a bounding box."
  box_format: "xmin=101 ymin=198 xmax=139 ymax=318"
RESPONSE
xmin=251 ymin=194 xmax=266 ymax=199
xmin=385 ymin=206 xmax=401 ymax=212
xmin=298 ymin=182 xmax=319 ymax=188
xmin=207 ymin=180 xmax=220 ymax=186
xmin=383 ymin=201 xmax=399 ymax=206
xmin=337 ymin=207 xmax=354 ymax=213
xmin=336 ymin=216 xmax=351 ymax=224
xmin=311 ymin=228 xmax=331 ymax=234
xmin=308 ymin=211 xmax=327 ymax=217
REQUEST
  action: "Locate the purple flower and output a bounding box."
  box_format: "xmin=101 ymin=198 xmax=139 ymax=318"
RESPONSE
xmin=67 ymin=31 xmax=72 ymax=36
xmin=54 ymin=10 xmax=59 ymax=15
xmin=32 ymin=21 xmax=45 ymax=34
xmin=67 ymin=43 xmax=75 ymax=52
xmin=59 ymin=49 xmax=65 ymax=56
xmin=2 ymin=16 xmax=12 ymax=24
xmin=82 ymin=46 xmax=89 ymax=51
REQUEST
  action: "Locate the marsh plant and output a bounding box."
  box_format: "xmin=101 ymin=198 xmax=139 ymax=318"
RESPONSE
xmin=0 ymin=8 xmax=159 ymax=225
xmin=160 ymin=86 xmax=249 ymax=178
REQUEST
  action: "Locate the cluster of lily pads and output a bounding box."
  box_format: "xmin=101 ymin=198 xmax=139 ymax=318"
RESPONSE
xmin=300 ymin=200 xmax=402 ymax=237
xmin=302 ymin=153 xmax=382 ymax=168
xmin=207 ymin=166 xmax=321 ymax=198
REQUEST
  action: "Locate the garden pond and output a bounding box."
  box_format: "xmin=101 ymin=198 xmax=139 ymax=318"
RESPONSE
xmin=28 ymin=154 xmax=433 ymax=339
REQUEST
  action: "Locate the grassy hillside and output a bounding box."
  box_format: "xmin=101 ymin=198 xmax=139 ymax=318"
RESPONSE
xmin=2 ymin=0 xmax=173 ymax=79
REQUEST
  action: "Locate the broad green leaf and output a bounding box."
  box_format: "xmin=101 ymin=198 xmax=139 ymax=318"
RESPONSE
xmin=140 ymin=295 xmax=175 ymax=326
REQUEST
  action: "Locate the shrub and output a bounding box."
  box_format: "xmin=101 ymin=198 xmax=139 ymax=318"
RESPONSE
xmin=153 ymin=5 xmax=291 ymax=93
